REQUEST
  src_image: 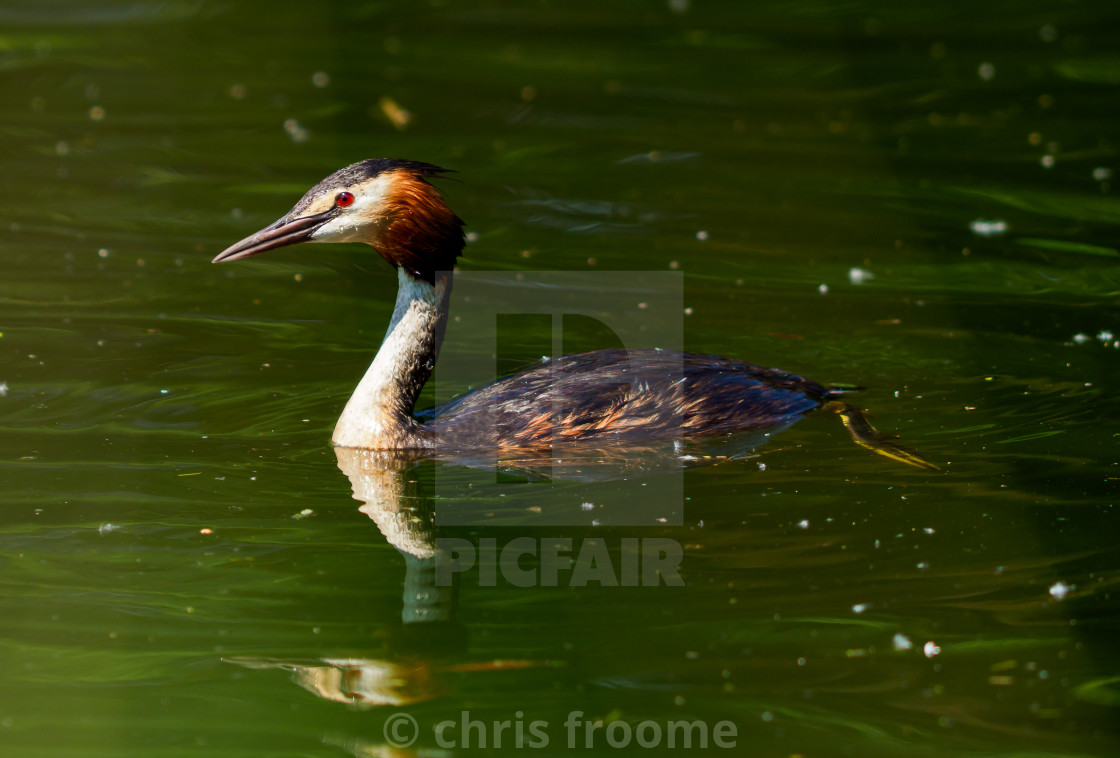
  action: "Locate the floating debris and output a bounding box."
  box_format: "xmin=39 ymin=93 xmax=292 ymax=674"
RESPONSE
xmin=617 ymin=151 xmax=700 ymax=164
xmin=969 ymin=219 xmax=1009 ymax=237
xmin=379 ymin=96 xmax=412 ymax=130
xmin=283 ymin=118 xmax=310 ymax=143
xmin=848 ymin=267 xmax=874 ymax=285
xmin=292 ymin=508 xmax=315 ymax=519
xmin=923 ymin=641 xmax=941 ymax=658
xmin=893 ymin=633 xmax=913 ymax=651
xmin=1049 ymin=581 xmax=1072 ymax=601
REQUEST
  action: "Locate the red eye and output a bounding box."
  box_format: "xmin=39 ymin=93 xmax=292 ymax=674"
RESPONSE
xmin=335 ymin=191 xmax=355 ymax=207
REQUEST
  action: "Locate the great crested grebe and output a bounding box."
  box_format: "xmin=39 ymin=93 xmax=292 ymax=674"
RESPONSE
xmin=214 ymin=159 xmax=936 ymax=470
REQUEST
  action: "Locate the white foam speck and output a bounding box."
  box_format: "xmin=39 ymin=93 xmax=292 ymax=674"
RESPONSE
xmin=1049 ymin=581 xmax=1072 ymax=600
xmin=848 ymin=267 xmax=874 ymax=284
xmin=969 ymin=219 xmax=1008 ymax=237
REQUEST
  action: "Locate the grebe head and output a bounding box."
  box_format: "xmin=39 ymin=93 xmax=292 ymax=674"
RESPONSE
xmin=212 ymin=159 xmax=464 ymax=283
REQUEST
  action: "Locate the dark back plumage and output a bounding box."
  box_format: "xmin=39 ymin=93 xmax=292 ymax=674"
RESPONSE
xmin=426 ymin=349 xmax=830 ymax=448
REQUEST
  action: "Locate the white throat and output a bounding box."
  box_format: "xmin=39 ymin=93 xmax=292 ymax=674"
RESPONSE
xmin=332 ymin=268 xmax=451 ymax=448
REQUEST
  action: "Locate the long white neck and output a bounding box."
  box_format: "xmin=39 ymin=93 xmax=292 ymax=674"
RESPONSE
xmin=332 ymin=268 xmax=452 ymax=449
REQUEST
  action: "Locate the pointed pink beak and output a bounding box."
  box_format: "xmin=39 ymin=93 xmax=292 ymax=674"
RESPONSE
xmin=212 ymin=209 xmax=334 ymax=263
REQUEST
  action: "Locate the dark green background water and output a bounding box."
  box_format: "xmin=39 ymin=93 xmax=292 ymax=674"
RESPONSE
xmin=2 ymin=1 xmax=1118 ymax=755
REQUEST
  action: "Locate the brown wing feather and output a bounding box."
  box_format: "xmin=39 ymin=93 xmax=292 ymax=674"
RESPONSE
xmin=426 ymin=349 xmax=828 ymax=447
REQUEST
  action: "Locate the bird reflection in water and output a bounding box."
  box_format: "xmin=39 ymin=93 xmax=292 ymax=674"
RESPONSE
xmin=224 ymin=446 xmax=556 ymax=716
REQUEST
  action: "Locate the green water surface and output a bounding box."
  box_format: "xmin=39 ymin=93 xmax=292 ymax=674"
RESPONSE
xmin=1 ymin=1 xmax=1118 ymax=756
